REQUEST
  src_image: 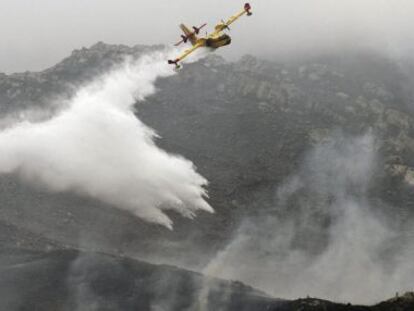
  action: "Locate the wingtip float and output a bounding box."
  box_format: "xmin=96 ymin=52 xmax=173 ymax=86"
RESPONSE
xmin=168 ymin=3 xmax=253 ymax=69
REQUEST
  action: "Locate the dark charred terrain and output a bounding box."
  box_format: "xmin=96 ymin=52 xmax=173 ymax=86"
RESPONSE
xmin=1 ymin=248 xmax=413 ymax=311
xmin=0 ymin=248 xmax=278 ymax=311
xmin=1 ymin=42 xmax=414 ymax=309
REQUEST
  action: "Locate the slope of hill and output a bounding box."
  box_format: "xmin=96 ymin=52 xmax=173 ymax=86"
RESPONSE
xmin=1 ymin=42 xmax=414 ymax=306
xmin=1 ymin=248 xmax=413 ymax=311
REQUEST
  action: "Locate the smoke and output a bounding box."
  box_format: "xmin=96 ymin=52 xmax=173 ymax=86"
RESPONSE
xmin=0 ymin=48 xmax=213 ymax=229
xmin=203 ymin=133 xmax=414 ymax=304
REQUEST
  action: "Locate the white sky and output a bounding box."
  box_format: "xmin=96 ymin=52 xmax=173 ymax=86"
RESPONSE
xmin=1 ymin=0 xmax=414 ymax=73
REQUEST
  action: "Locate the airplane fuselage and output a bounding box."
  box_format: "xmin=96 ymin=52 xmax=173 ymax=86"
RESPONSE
xmin=197 ymin=34 xmax=232 ymax=49
xmin=206 ymin=34 xmax=232 ymax=49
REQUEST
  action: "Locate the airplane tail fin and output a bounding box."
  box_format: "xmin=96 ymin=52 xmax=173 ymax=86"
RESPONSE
xmin=180 ymin=24 xmax=198 ymax=46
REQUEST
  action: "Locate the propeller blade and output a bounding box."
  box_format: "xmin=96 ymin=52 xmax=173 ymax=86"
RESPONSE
xmin=221 ymin=20 xmax=230 ymax=31
xmin=174 ymin=39 xmax=185 ymax=46
xmin=175 ymin=35 xmax=189 ymax=46
xmin=193 ymin=23 xmax=207 ymax=35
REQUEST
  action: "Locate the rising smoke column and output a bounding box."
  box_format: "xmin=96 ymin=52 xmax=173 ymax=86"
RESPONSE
xmin=203 ymin=133 xmax=414 ymax=304
xmin=0 ymin=49 xmax=213 ymax=229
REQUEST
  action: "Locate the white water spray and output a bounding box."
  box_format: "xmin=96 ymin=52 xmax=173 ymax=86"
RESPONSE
xmin=0 ymin=48 xmax=213 ymax=229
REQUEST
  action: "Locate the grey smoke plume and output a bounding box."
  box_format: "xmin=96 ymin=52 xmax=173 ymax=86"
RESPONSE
xmin=203 ymin=133 xmax=414 ymax=304
xmin=0 ymin=49 xmax=213 ymax=229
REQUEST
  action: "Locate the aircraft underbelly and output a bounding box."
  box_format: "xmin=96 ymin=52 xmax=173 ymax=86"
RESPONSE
xmin=206 ymin=36 xmax=231 ymax=48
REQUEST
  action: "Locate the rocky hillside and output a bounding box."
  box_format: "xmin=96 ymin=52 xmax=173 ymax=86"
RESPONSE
xmin=1 ymin=42 xmax=414 ymax=307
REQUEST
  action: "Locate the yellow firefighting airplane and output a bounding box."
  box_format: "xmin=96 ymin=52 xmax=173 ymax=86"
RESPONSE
xmin=168 ymin=3 xmax=252 ymax=69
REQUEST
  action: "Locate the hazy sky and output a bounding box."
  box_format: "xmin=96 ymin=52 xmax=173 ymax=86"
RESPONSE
xmin=1 ymin=0 xmax=414 ymax=73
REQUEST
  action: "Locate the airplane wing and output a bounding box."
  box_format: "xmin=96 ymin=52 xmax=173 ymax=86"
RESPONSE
xmin=168 ymin=42 xmax=204 ymax=68
xmin=212 ymin=3 xmax=252 ymax=35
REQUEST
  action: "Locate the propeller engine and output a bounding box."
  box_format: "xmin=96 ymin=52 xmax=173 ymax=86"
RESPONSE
xmin=221 ymin=19 xmax=231 ymax=31
xmin=192 ymin=23 xmax=207 ymax=34
xmin=174 ymin=23 xmax=207 ymax=46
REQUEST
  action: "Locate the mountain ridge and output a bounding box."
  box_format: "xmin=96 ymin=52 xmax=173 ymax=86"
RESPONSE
xmin=1 ymin=42 xmax=414 ymax=307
